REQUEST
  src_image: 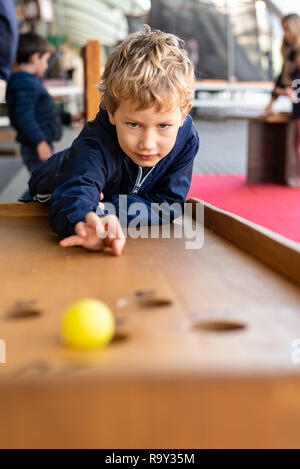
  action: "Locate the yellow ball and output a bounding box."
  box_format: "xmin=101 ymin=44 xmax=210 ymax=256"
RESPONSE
xmin=62 ymin=298 xmax=115 ymax=349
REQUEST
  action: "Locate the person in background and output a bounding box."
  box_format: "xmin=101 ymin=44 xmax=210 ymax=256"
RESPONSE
xmin=0 ymin=0 xmax=18 ymax=100
xmin=5 ymin=33 xmax=63 ymax=177
xmin=266 ymin=13 xmax=300 ymax=114
xmin=284 ymin=48 xmax=300 ymax=188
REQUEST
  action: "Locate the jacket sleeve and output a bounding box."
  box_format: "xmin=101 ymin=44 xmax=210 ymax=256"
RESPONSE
xmin=104 ymin=132 xmax=199 ymax=226
xmin=49 ymin=138 xmax=107 ymax=239
xmin=13 ymin=80 xmax=47 ymax=146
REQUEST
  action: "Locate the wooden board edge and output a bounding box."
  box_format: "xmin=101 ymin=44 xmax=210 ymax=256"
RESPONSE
xmin=188 ymin=198 xmax=300 ymax=287
xmin=0 ymin=202 xmax=49 ymax=217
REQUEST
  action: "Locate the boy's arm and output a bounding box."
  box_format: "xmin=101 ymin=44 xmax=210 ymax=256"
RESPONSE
xmin=106 ymin=133 xmax=199 ymax=225
xmin=49 ymin=141 xmax=126 ymax=255
xmin=48 ymin=139 xmax=108 ymax=239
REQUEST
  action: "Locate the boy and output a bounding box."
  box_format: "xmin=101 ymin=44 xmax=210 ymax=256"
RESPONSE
xmin=6 ymin=33 xmax=63 ymax=174
xmin=29 ymin=26 xmax=200 ymax=256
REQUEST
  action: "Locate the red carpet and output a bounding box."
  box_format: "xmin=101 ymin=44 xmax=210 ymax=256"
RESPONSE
xmin=187 ymin=175 xmax=300 ymax=243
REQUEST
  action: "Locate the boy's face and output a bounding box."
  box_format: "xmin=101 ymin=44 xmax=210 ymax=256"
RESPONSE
xmin=31 ymin=52 xmax=51 ymax=77
xmin=107 ymin=99 xmax=192 ymax=167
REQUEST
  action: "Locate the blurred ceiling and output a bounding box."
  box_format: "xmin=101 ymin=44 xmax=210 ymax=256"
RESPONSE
xmin=202 ymin=0 xmax=299 ymax=15
xmin=49 ymin=0 xmax=299 ymax=47
xmin=270 ymin=0 xmax=300 ymax=15
xmin=51 ymin=0 xmax=151 ymax=46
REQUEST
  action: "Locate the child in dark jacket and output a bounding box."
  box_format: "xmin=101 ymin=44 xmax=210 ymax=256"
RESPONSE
xmin=29 ymin=26 xmax=200 ymax=256
xmin=6 ymin=33 xmax=63 ymax=174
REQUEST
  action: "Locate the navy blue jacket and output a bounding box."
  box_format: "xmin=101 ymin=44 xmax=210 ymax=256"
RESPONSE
xmin=6 ymin=71 xmax=63 ymax=146
xmin=0 ymin=0 xmax=18 ymax=80
xmin=29 ymin=108 xmax=199 ymax=239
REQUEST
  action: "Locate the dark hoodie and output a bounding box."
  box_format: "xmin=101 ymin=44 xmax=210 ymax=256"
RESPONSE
xmin=5 ymin=70 xmax=62 ymax=146
xmin=29 ymin=107 xmax=200 ymax=239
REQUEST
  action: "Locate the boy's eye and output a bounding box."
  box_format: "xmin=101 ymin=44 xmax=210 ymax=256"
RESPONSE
xmin=127 ymin=122 xmax=139 ymax=128
xmin=158 ymin=124 xmax=170 ymax=130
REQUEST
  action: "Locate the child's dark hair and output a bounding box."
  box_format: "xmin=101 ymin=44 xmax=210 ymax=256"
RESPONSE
xmin=16 ymin=33 xmax=51 ymax=64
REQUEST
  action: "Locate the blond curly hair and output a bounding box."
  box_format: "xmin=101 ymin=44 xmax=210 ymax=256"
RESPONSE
xmin=97 ymin=25 xmax=195 ymax=114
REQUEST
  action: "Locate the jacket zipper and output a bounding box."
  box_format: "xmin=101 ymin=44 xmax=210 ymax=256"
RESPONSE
xmin=131 ymin=165 xmax=156 ymax=194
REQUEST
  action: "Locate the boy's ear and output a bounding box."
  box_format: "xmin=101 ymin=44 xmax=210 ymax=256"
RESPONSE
xmin=107 ymin=109 xmax=116 ymax=126
xmin=29 ymin=52 xmax=40 ymax=65
xmin=180 ymin=103 xmax=192 ymax=125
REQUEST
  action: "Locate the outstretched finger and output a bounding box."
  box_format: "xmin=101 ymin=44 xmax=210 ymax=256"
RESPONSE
xmin=111 ymin=237 xmax=126 ymax=256
xmin=59 ymin=235 xmax=84 ymax=248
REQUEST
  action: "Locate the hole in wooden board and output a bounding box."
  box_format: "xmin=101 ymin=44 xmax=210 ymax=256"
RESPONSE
xmin=139 ymin=297 xmax=173 ymax=307
xmin=134 ymin=291 xmax=172 ymax=307
xmin=4 ymin=306 xmax=42 ymax=319
xmin=193 ymin=319 xmax=246 ymax=333
xmin=111 ymin=332 xmax=128 ymax=344
xmin=116 ymin=292 xmax=172 ymax=309
xmin=1 ymin=299 xmax=41 ymax=320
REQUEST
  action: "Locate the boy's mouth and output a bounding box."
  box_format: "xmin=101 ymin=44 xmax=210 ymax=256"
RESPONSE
xmin=136 ymin=154 xmax=158 ymax=161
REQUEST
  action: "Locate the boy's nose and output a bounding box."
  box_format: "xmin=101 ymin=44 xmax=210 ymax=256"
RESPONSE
xmin=138 ymin=130 xmax=157 ymax=152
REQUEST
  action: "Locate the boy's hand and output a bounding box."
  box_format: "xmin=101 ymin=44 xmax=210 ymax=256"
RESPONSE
xmin=37 ymin=141 xmax=52 ymax=162
xmin=59 ymin=212 xmax=126 ymax=256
